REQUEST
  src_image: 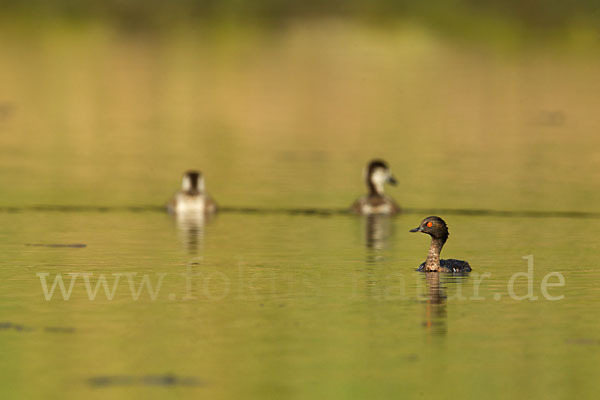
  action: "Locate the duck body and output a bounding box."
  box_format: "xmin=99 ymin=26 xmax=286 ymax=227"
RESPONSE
xmin=410 ymin=216 xmax=471 ymax=273
xmin=167 ymin=170 xmax=217 ymax=215
xmin=351 ymin=159 xmax=400 ymax=215
xmin=417 ymin=259 xmax=471 ymax=273
xmin=351 ymin=194 xmax=400 ymax=215
xmin=169 ymin=191 xmax=217 ymax=214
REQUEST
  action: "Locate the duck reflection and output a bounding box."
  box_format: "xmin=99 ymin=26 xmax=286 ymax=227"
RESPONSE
xmin=423 ymin=272 xmax=447 ymax=336
xmin=421 ymin=273 xmax=470 ymax=337
xmin=174 ymin=211 xmax=210 ymax=255
xmin=174 ymin=212 xmax=207 ymax=300
xmin=363 ymin=214 xmax=393 ymax=265
xmin=364 ymin=214 xmax=392 ymax=250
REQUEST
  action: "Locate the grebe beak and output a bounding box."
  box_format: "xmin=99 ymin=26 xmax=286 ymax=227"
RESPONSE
xmin=409 ymin=226 xmax=422 ymax=233
xmin=387 ymin=175 xmax=398 ymax=185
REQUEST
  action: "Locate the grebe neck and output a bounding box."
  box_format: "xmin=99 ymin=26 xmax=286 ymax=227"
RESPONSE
xmin=425 ymin=237 xmax=446 ymax=272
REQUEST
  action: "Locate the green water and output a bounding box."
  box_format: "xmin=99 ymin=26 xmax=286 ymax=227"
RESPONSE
xmin=1 ymin=22 xmax=600 ymax=399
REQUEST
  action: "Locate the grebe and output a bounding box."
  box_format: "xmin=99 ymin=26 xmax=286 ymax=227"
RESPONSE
xmin=167 ymin=170 xmax=217 ymax=215
xmin=351 ymin=159 xmax=400 ymax=215
xmin=410 ymin=216 xmax=471 ymax=272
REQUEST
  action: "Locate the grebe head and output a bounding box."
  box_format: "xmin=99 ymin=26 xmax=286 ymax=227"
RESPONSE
xmin=410 ymin=216 xmax=449 ymax=242
xmin=365 ymin=159 xmax=397 ymax=195
xmin=182 ymin=170 xmax=205 ymax=194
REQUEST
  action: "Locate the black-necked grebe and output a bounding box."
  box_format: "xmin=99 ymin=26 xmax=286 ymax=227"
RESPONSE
xmin=167 ymin=170 xmax=217 ymax=214
xmin=410 ymin=216 xmax=471 ymax=272
xmin=351 ymin=159 xmax=400 ymax=215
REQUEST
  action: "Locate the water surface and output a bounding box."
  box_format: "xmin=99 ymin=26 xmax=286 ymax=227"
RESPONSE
xmin=1 ymin=22 xmax=599 ymax=399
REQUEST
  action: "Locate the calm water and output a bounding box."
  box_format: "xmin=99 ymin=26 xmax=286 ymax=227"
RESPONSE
xmin=1 ymin=22 xmax=600 ymax=399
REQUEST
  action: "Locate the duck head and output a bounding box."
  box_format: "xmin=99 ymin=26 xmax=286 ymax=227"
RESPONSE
xmin=410 ymin=216 xmax=449 ymax=243
xmin=182 ymin=170 xmax=205 ymax=194
xmin=365 ymin=159 xmax=397 ymax=195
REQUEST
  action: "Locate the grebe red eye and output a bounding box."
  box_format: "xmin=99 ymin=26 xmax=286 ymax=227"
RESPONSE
xmin=426 ymin=222 xmax=433 ymax=227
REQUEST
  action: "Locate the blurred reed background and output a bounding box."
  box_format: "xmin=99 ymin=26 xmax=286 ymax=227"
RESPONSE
xmin=0 ymin=1 xmax=599 ymax=211
xmin=1 ymin=1 xmax=599 ymax=35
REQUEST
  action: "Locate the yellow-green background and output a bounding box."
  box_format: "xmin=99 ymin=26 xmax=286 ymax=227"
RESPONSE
xmin=1 ymin=5 xmax=599 ymax=399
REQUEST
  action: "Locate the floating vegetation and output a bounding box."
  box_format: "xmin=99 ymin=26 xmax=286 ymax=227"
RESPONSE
xmin=0 ymin=322 xmax=75 ymax=333
xmin=26 ymin=243 xmax=87 ymax=248
xmin=87 ymin=374 xmax=203 ymax=387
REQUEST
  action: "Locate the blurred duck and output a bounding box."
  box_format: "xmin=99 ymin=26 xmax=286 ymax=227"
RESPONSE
xmin=168 ymin=170 xmax=217 ymax=214
xmin=351 ymin=159 xmax=400 ymax=215
xmin=410 ymin=216 xmax=471 ymax=272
